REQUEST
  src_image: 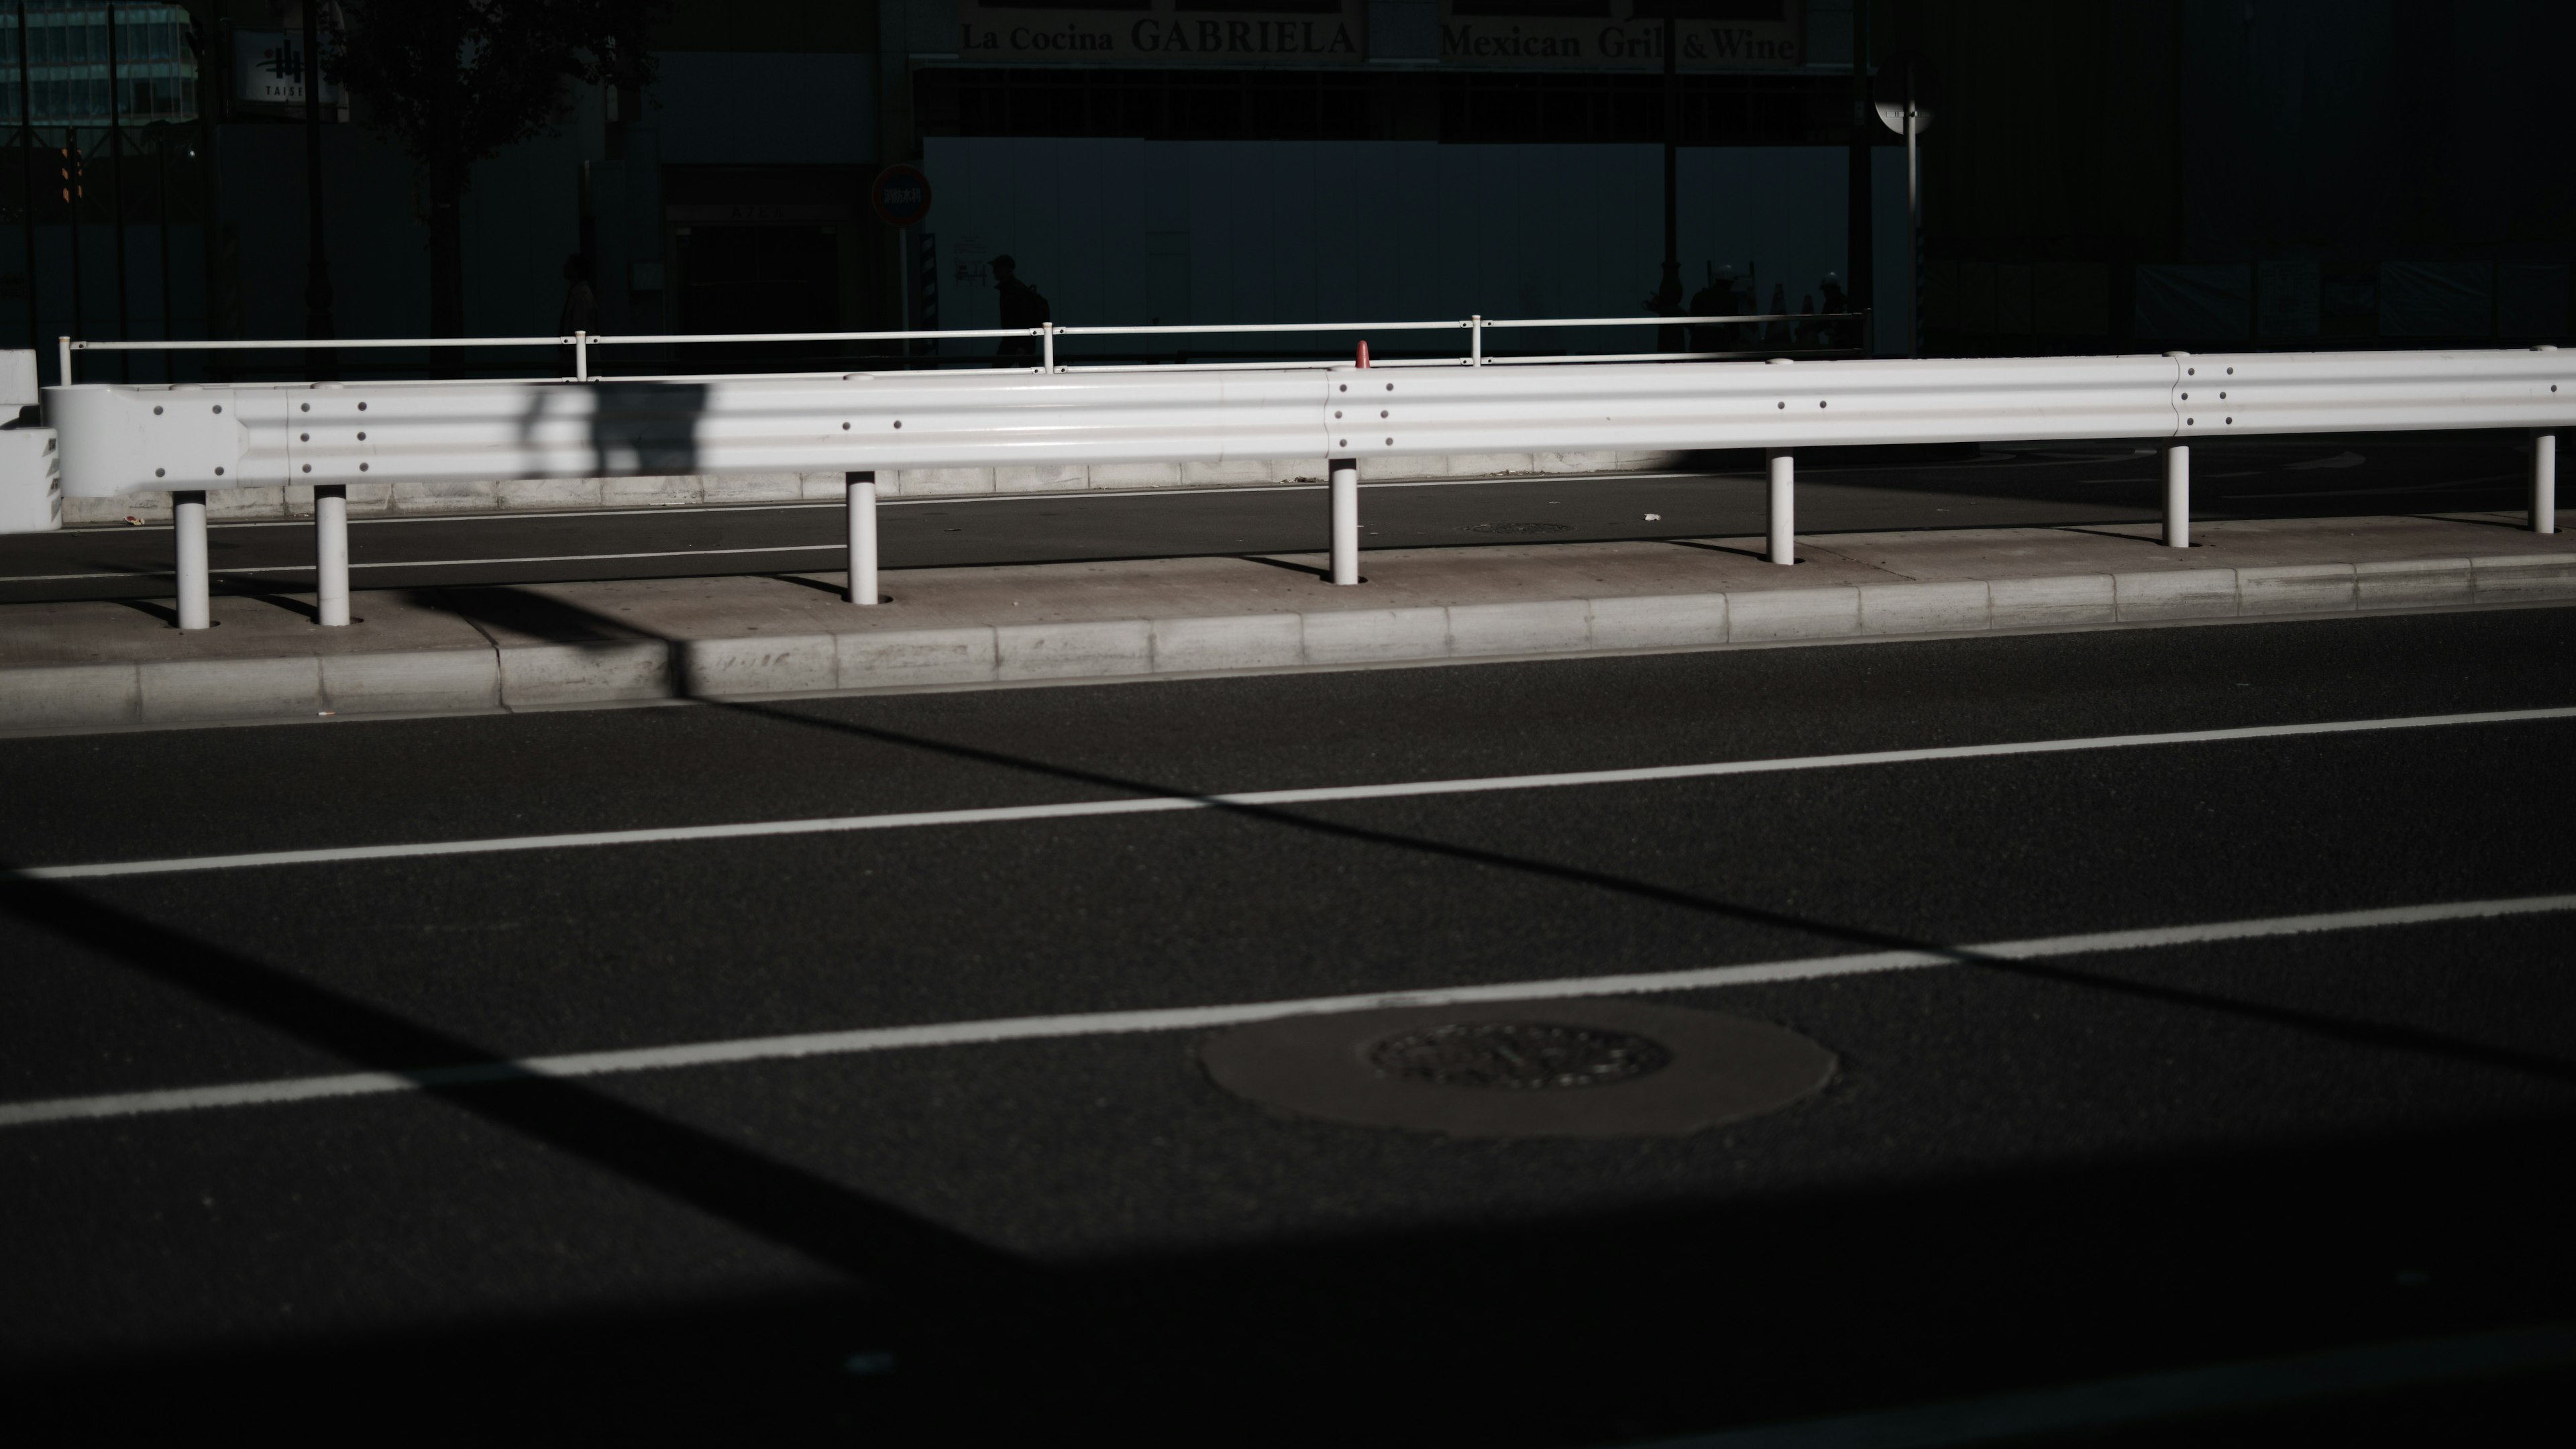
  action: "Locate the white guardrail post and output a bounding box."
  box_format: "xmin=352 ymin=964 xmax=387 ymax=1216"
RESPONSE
xmin=2162 ymin=441 xmax=2192 ymax=548
xmin=847 ymin=470 xmax=879 ymax=604
xmin=1330 ymin=457 xmax=1360 ymax=584
xmin=2163 ymin=351 xmax=2192 ymax=547
xmin=173 ymin=489 xmax=209 ymax=629
xmin=1766 ymin=448 xmax=1795 ymax=564
xmin=2538 ymin=346 xmax=2561 ymax=535
xmin=315 ymin=483 xmax=350 ymax=625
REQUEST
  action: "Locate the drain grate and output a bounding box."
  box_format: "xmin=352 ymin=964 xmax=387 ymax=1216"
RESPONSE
xmin=1464 ymin=521 xmax=1573 ymax=535
xmin=1368 ymin=1022 xmax=1669 ymax=1091
xmin=1200 ymin=1000 xmax=1835 ymax=1138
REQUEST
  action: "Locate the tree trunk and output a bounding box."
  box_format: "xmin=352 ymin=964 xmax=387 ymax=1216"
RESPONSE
xmin=429 ymin=161 xmax=465 ymax=338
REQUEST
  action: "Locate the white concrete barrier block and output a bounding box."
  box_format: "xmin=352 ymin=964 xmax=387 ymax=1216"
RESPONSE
xmin=321 ymin=649 xmax=503 ymax=716
xmin=1860 ymin=580 xmax=1991 ymax=635
xmin=797 ymin=472 xmax=849 ymax=500
xmin=1268 ymin=458 xmax=1330 ymax=482
xmin=1988 ymin=574 xmax=2116 ymax=629
xmin=1087 ymin=462 xmax=1185 ymax=490
xmin=0 ymin=662 xmax=137 ymax=729
xmin=676 ymin=633 xmax=837 ymax=697
xmin=1181 ymin=459 xmax=1281 ymax=486
xmin=2470 ymin=553 xmax=2576 ymax=602
xmin=66 ymin=494 xmax=162 ymax=525
xmin=140 ymin=654 xmax=323 ymax=722
xmin=602 ymin=474 xmax=707 ymax=508
xmin=1587 ymin=592 xmax=1729 ymax=651
xmin=1536 ymin=451 xmax=1621 ymax=475
xmin=996 ymin=617 xmax=1153 ymax=680
xmin=837 ymin=626 xmax=998 ymax=688
xmin=2237 ymin=563 xmax=2357 ymax=615
xmin=2353 ymin=557 xmax=2472 ymax=610
xmin=206 ymin=485 xmax=287 ymax=521
xmin=496 ymin=476 xmax=606 ymax=511
xmin=998 ymin=463 xmax=1090 ymax=493
xmin=1356 ymin=454 xmax=1449 ymax=481
xmin=895 ymin=467 xmax=996 ymax=496
xmin=1446 ymin=598 xmax=1593 ymax=657
xmin=1729 ymin=586 xmax=1862 ymax=642
xmin=2114 ymin=568 xmax=2239 ymax=621
xmin=1152 ymin=612 xmax=1304 ymax=674
xmin=1300 ymin=606 xmax=1450 ymax=665
xmin=393 ymin=479 xmax=500 ymax=514
xmin=1445 ymin=453 xmax=1536 ymax=477
xmin=496 ymin=640 xmax=671 ymax=706
xmin=699 ymin=472 xmax=804 ymax=504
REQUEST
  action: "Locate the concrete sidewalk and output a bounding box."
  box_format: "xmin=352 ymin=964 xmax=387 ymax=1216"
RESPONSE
xmin=4 ymin=511 xmax=2571 ymax=734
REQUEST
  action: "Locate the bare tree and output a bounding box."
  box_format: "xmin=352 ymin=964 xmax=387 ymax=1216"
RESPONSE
xmin=329 ymin=1 xmax=654 ymax=337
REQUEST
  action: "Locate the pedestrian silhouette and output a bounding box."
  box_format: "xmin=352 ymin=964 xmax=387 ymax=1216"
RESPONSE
xmin=1642 ymin=266 xmax=1685 ymax=354
xmin=1818 ymin=271 xmax=1853 ymax=348
xmin=1687 ymin=263 xmax=1738 ymax=352
xmin=993 ymin=254 xmax=1050 ymax=360
xmin=1764 ymin=282 xmax=1792 ymax=346
xmin=557 ymin=253 xmax=599 ymax=376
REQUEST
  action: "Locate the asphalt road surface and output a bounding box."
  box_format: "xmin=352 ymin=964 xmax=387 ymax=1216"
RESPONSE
xmin=0 ymin=434 xmax=2538 ymax=604
xmin=4 ymin=608 xmax=2574 ymax=1443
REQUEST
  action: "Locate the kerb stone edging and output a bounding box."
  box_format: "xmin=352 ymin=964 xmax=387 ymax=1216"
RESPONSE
xmin=3 ymin=554 xmax=2567 ymax=733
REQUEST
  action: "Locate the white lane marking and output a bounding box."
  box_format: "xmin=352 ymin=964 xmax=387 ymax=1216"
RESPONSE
xmin=3 ymin=893 xmax=2567 ymax=1130
xmin=13 ymin=707 xmax=2575 ymax=883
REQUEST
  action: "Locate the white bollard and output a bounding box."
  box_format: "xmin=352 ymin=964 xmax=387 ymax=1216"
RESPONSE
xmin=846 ymin=471 xmax=879 ymax=604
xmin=315 ymin=484 xmax=350 ymax=626
xmin=2534 ymin=432 xmax=2557 ymax=535
xmin=2163 ymin=441 xmax=2191 ymax=548
xmin=174 ymin=490 xmax=209 ymax=630
xmin=1330 ymin=457 xmax=1360 ymax=584
xmin=1766 ymin=447 xmax=1794 ymax=564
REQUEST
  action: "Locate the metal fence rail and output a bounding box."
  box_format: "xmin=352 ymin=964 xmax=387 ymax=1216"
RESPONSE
xmin=29 ymin=337 xmax=2569 ymax=633
xmin=59 ymin=309 xmax=1872 ymax=386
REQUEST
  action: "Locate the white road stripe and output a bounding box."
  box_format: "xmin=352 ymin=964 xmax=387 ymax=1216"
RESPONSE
xmin=3 ymin=894 xmax=2567 ymax=1130
xmin=11 ymin=706 xmax=2573 ymax=883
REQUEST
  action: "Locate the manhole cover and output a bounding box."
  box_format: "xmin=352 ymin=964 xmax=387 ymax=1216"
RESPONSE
xmin=1464 ymin=521 xmax=1573 ymax=535
xmin=1368 ymin=1022 xmax=1669 ymax=1091
xmin=1201 ymin=999 xmax=1833 ymax=1138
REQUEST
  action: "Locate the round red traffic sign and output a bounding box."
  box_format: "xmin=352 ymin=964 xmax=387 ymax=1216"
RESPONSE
xmin=870 ymin=165 xmax=932 ymax=227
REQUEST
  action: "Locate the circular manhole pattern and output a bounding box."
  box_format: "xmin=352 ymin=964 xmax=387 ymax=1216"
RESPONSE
xmin=1201 ymin=999 xmax=1833 ymax=1138
xmin=1368 ymin=1022 xmax=1670 ymax=1091
xmin=1463 ymin=521 xmax=1573 ymax=535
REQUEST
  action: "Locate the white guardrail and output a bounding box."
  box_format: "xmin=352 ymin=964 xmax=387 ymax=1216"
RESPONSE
xmin=10 ymin=331 xmax=2569 ymax=633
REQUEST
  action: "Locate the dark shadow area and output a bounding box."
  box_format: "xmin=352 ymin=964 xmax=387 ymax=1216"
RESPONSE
xmin=111 ymin=597 xmax=180 ymax=626
xmin=10 ymin=1104 xmax=2571 ymax=1445
xmin=1236 ymin=552 xmax=1332 ymax=580
xmin=582 ymin=381 xmax=710 ymax=478
xmin=0 ymin=876 xmax=1032 ymax=1312
xmin=1664 ymin=537 xmax=1774 ymax=561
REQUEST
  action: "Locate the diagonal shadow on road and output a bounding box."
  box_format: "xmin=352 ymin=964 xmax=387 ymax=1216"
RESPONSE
xmin=0 ymin=875 xmax=1034 ymax=1308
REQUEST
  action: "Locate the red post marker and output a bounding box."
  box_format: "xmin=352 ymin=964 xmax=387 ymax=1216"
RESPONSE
xmin=1356 ymin=340 xmax=1371 ymax=368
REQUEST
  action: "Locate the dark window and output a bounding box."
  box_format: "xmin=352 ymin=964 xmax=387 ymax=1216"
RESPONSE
xmin=1449 ymin=0 xmax=1612 ymax=15
xmin=1174 ymin=0 xmax=1344 ymax=11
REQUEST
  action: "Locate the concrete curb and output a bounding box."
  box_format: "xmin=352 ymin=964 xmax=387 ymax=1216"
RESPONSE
xmin=6 ymin=553 xmax=2573 ymax=733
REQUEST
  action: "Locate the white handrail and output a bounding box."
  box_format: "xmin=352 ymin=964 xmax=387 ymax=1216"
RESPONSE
xmin=57 ymin=310 xmax=1872 ymax=384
